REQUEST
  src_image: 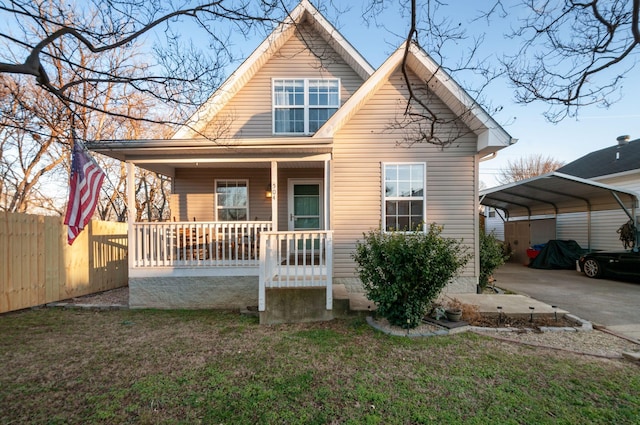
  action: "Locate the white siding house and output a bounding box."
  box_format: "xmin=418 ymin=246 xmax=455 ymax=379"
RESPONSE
xmin=90 ymin=0 xmax=514 ymax=321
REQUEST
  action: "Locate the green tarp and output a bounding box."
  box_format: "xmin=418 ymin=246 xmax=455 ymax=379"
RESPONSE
xmin=528 ymin=240 xmax=589 ymax=270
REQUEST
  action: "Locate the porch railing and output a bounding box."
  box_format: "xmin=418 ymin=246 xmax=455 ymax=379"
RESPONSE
xmin=258 ymin=231 xmax=333 ymax=311
xmin=132 ymin=221 xmax=273 ymax=268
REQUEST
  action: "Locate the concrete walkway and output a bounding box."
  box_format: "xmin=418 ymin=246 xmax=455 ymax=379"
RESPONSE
xmin=340 ymin=263 xmax=640 ymax=343
xmin=343 ymin=287 xmax=568 ymax=317
xmin=490 ymin=263 xmax=640 ymax=342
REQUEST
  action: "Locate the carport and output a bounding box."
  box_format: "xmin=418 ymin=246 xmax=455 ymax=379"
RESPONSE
xmin=480 ymin=172 xmax=640 ymax=263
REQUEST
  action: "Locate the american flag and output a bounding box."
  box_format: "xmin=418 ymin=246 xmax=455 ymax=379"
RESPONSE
xmin=64 ymin=140 xmax=106 ymax=245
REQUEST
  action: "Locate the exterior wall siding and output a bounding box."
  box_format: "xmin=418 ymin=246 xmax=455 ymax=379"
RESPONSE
xmin=484 ymin=212 xmax=505 ymax=240
xmin=554 ymin=173 xmax=639 ymax=251
xmin=170 ymin=167 xmax=324 ymax=229
xmin=202 ymin=22 xmax=365 ymax=139
xmin=170 ymin=168 xmax=272 ymax=222
xmin=595 ymin=171 xmax=640 ymax=193
xmin=331 ymin=69 xmax=478 ymax=290
xmin=557 ymin=210 xmax=632 ymax=251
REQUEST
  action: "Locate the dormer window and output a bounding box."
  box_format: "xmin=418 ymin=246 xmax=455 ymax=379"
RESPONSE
xmin=273 ymin=78 xmax=339 ymax=134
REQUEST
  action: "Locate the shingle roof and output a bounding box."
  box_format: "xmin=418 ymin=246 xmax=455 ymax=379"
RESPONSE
xmin=557 ymin=139 xmax=640 ymax=179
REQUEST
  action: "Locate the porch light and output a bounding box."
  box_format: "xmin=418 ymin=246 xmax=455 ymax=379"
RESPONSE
xmin=265 ymin=184 xmax=273 ymax=199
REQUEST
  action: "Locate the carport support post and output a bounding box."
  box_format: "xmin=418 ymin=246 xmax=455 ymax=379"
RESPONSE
xmin=636 ymin=214 xmax=640 ymax=251
xmin=611 ymin=191 xmax=640 ymax=250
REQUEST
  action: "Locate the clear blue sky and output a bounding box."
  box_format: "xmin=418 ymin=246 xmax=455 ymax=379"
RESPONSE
xmin=226 ymin=1 xmax=639 ymax=188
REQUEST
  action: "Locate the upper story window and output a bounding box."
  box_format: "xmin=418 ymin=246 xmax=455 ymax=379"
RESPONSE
xmin=383 ymin=163 xmax=425 ymax=232
xmin=273 ymin=78 xmax=340 ymax=134
xmin=215 ymin=180 xmax=248 ymax=221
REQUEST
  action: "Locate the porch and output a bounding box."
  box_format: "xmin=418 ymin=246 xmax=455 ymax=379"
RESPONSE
xmin=89 ymin=138 xmax=336 ymax=320
xmin=130 ymin=221 xmax=334 ymax=314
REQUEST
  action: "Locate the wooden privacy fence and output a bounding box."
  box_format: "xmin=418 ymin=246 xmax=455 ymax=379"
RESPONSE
xmin=1 ymin=212 xmax=128 ymax=313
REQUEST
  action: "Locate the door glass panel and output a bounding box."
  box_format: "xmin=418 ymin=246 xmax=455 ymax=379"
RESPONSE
xmin=294 ymin=197 xmax=319 ymax=216
xmin=294 ymin=184 xmax=319 ymax=196
xmin=292 ymin=183 xmax=321 ymax=231
xmin=294 ymin=217 xmax=320 ymax=229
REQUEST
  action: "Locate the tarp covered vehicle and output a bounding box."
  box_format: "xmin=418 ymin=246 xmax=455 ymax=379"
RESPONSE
xmin=529 ymin=240 xmax=588 ymax=270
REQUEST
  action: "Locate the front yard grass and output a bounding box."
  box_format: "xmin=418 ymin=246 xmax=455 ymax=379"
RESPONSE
xmin=1 ymin=308 xmax=638 ymax=424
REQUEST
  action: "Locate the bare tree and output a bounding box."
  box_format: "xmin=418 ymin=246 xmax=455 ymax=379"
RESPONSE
xmin=496 ymin=154 xmax=565 ymax=185
xmin=0 ymin=0 xmax=286 ymax=133
xmin=3 ymin=1 xmax=639 ymax=131
xmin=94 ymin=96 xmax=173 ymax=222
xmin=0 ymin=5 xmax=173 ymax=215
xmin=367 ymin=1 xmax=639 ymax=124
xmin=501 ymin=0 xmax=640 ymax=122
xmin=0 ymin=75 xmax=69 ymax=213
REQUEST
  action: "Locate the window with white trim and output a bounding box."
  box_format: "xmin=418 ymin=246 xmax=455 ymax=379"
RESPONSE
xmin=215 ymin=180 xmax=248 ymax=221
xmin=273 ymin=78 xmax=339 ymax=134
xmin=383 ymin=163 xmax=425 ymax=231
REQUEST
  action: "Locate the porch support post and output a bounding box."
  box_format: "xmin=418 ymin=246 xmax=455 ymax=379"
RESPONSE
xmin=324 ymin=159 xmax=330 ymax=230
xmin=326 ymin=231 xmax=333 ymax=310
xmin=126 ymin=161 xmax=136 ymax=271
xmin=271 ymin=161 xmax=278 ymax=231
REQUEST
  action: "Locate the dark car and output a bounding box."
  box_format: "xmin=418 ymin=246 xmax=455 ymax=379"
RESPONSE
xmin=578 ymin=249 xmax=640 ymax=279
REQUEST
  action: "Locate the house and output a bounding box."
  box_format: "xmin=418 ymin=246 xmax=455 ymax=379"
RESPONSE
xmin=480 ymin=136 xmax=640 ymax=264
xmin=90 ymin=0 xmax=513 ymax=323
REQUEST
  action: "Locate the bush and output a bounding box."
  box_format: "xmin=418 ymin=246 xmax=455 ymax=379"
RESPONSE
xmin=352 ymin=223 xmax=470 ymax=328
xmin=479 ymin=231 xmax=509 ymax=288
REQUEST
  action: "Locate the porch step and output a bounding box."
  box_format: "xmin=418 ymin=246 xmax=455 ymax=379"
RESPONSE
xmin=257 ymin=285 xmax=374 ymax=324
xmin=259 ymin=287 xmax=333 ymax=325
xmin=332 ymin=285 xmax=376 ymax=318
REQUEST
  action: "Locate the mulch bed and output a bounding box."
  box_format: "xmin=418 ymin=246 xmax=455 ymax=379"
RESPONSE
xmin=466 ymin=314 xmax=577 ymax=330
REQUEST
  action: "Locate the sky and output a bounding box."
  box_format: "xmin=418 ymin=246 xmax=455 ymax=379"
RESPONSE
xmin=225 ymin=1 xmax=640 ymax=188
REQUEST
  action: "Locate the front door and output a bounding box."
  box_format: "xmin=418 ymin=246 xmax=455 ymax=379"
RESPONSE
xmin=288 ymin=179 xmax=323 ymax=231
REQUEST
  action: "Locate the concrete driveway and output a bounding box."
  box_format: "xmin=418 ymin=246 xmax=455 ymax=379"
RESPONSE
xmin=493 ymin=262 xmax=640 ymax=342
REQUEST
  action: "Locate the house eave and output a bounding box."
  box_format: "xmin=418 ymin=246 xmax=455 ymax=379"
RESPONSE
xmin=477 ymin=130 xmax=516 ymax=156
xmin=87 ymin=137 xmax=333 ymax=175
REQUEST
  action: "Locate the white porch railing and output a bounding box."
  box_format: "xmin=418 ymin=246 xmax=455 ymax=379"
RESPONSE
xmin=258 ymin=231 xmax=333 ymax=311
xmin=132 ymin=221 xmax=272 ymax=268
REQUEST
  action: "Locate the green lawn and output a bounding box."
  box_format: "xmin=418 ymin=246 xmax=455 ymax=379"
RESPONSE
xmin=1 ymin=309 xmax=638 ymax=424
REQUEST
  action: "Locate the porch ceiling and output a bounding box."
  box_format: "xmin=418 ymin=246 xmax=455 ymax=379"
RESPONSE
xmin=87 ymin=138 xmax=332 ymax=176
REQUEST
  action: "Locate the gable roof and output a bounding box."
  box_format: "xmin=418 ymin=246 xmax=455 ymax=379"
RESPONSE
xmin=314 ymin=42 xmax=514 ymax=155
xmin=557 ymin=139 xmax=640 ymax=179
xmin=173 ymin=0 xmax=375 ymax=139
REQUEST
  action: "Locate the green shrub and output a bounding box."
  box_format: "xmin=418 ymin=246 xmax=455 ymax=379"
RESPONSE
xmin=352 ymin=223 xmax=470 ymax=328
xmin=479 ymin=231 xmax=509 ymax=288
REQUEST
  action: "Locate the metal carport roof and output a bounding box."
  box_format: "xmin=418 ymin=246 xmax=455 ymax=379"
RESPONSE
xmin=479 ymin=172 xmax=640 ymax=249
xmin=480 ymin=172 xmax=639 ymax=218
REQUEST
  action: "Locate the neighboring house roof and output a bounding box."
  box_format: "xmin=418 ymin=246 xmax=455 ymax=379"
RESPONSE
xmin=557 ymin=139 xmax=640 ymax=179
xmin=315 ymin=42 xmax=514 ymax=155
xmin=173 ymin=0 xmax=375 ymax=139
